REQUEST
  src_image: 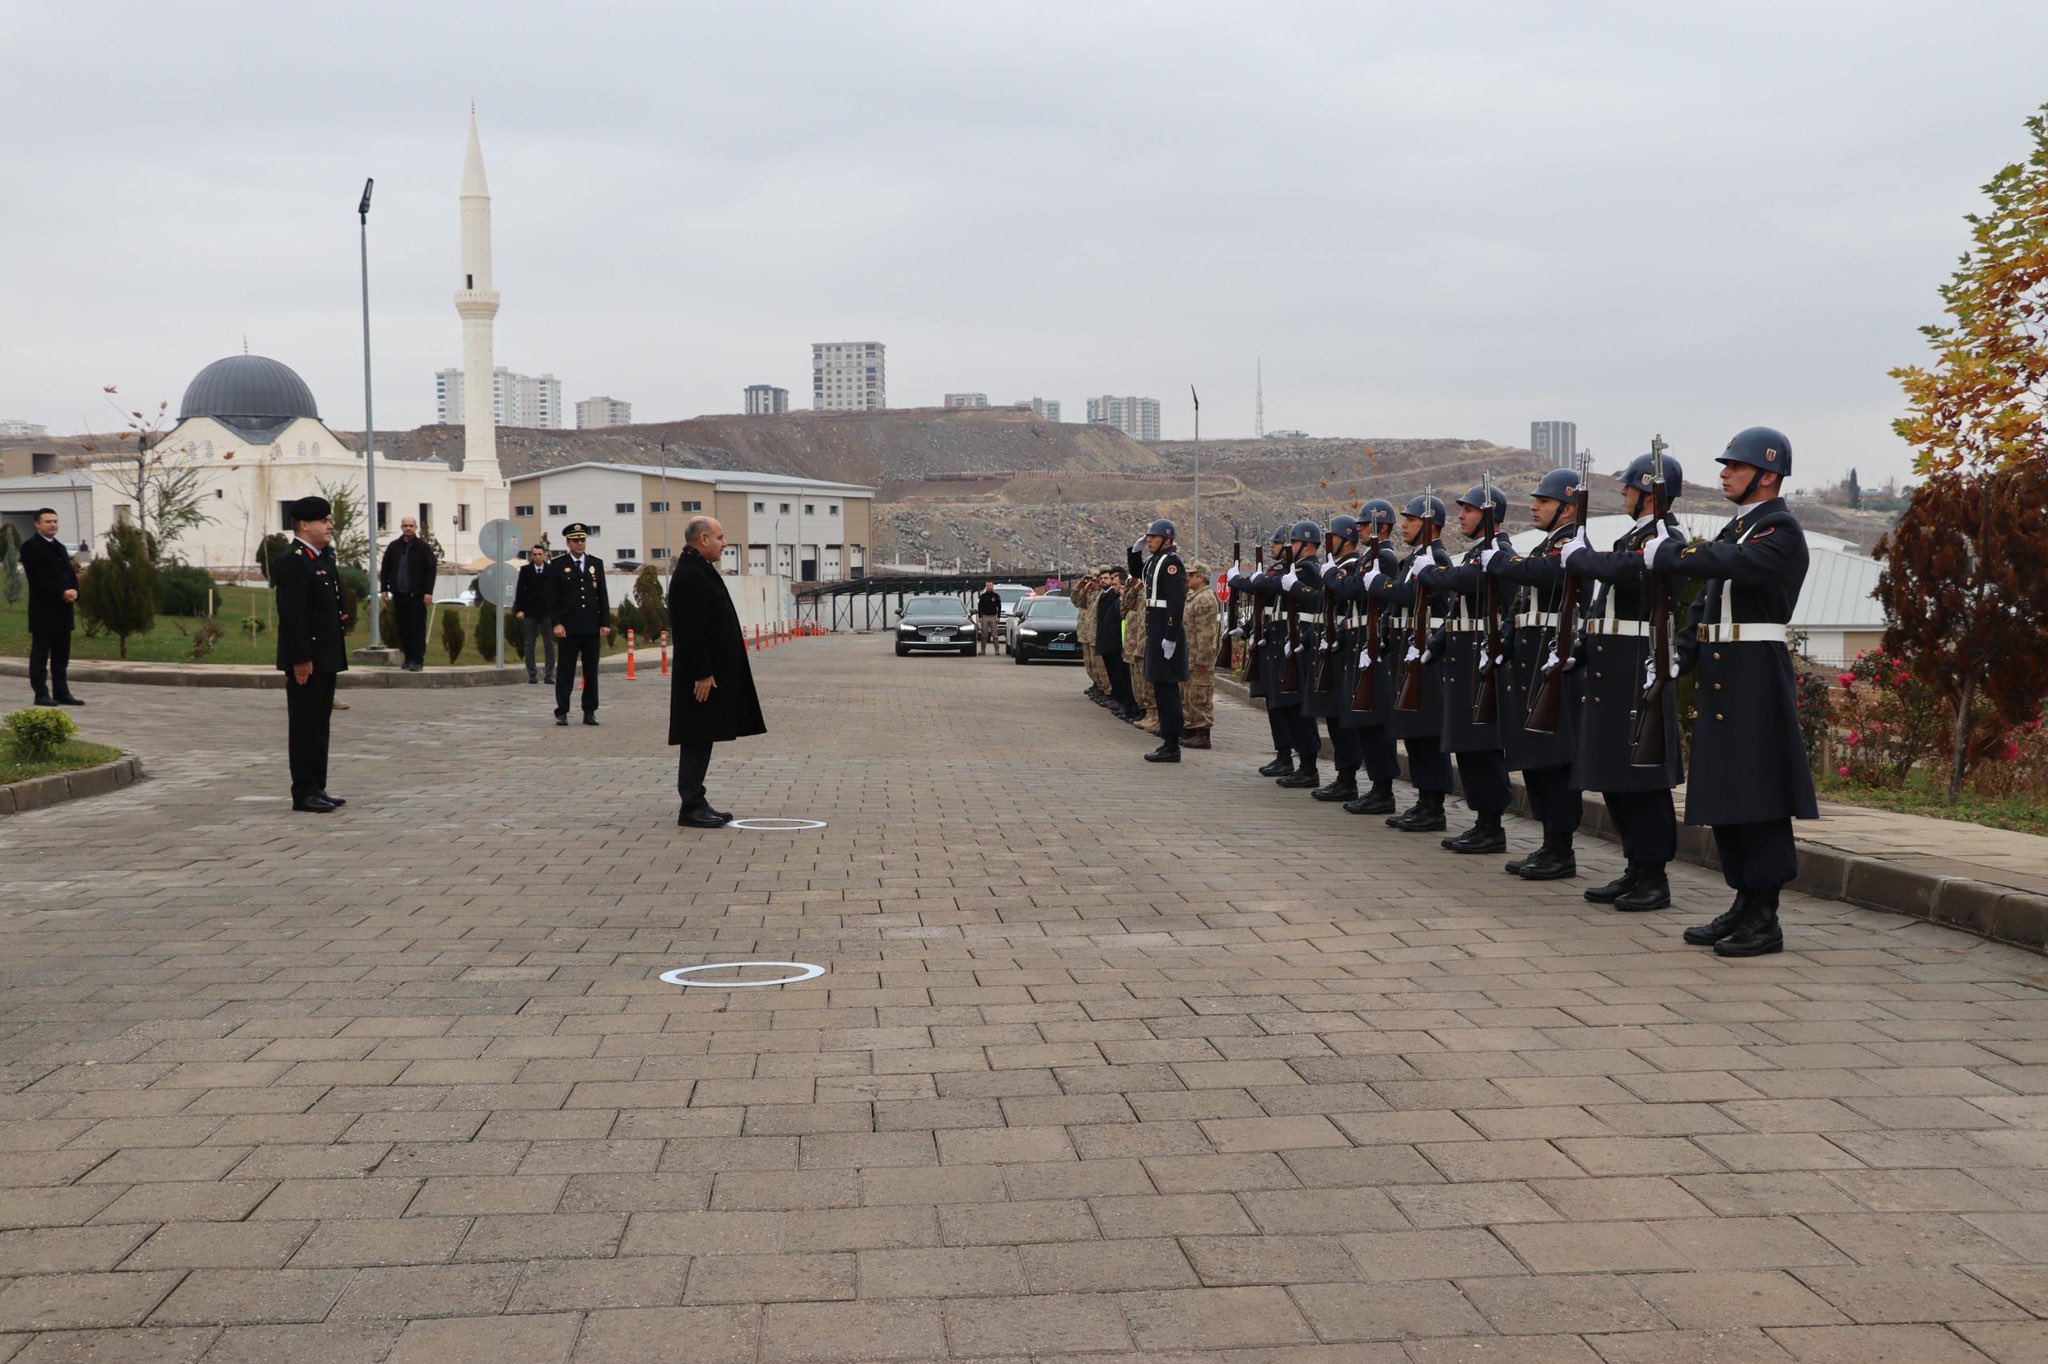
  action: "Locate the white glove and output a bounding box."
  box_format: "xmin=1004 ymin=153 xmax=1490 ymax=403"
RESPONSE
xmin=1133 ymin=535 xmax=1147 ymax=553
xmin=1479 ymin=544 xmax=1503 ymax=570
xmin=1320 ymin=561 xmax=1341 ymax=584
xmin=1642 ymin=657 xmax=1679 ymax=688
xmin=1161 ymin=640 xmax=1176 ymax=660
xmin=1362 ymin=566 xmax=1383 ymax=590
xmin=1420 ymin=648 xmax=1434 ymax=665
xmin=1544 ymin=648 xmax=1582 ymax=675
xmin=1281 ymin=569 xmax=1299 ymax=591
xmin=1404 ymin=645 xmax=1421 ymax=664
xmin=1477 ymin=650 xmax=1493 ymax=673
xmin=1223 ymin=565 xmax=1240 ymax=583
xmin=1357 ymin=646 xmax=1373 ymax=668
xmin=1641 ymin=519 xmax=1671 ymax=568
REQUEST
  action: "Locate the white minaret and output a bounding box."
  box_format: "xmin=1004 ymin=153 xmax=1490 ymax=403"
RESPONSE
xmin=455 ymin=106 xmax=501 ymax=488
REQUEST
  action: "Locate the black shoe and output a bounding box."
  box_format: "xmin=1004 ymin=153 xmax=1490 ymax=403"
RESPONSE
xmin=1143 ymin=743 xmax=1181 ymax=763
xmin=678 ymin=803 xmax=729 ymax=829
xmin=1614 ymin=868 xmax=1672 ymax=912
xmin=544 ymin=673 xmax=555 ymax=684
xmin=1276 ymin=766 xmax=1320 ymax=789
xmin=1715 ymin=888 xmax=1783 ymax=956
xmin=527 ymin=675 xmax=538 ymax=684
xmin=709 ymin=807 xmax=734 ymax=823
xmin=54 ymin=695 xmax=84 ymax=706
xmin=1683 ymin=891 xmax=1753 ymax=946
xmin=555 ymin=713 xmax=569 ymax=726
xmin=1311 ymin=775 xmax=1359 ymax=803
xmin=292 ymin=795 xmax=338 ymax=813
xmin=583 ymin=713 xmax=600 ymax=726
xmin=1504 ymin=852 xmax=1535 ymax=876
xmin=1516 ymin=836 xmax=1578 ymax=879
xmin=1584 ymin=865 xmax=1645 ymax=903
xmin=1390 ymin=794 xmax=1447 ymax=832
xmin=1343 ymin=784 xmax=1397 ymax=815
xmin=31 ymin=695 xmax=53 ymax=708
xmin=1257 ymin=754 xmax=1295 ymax=777
xmin=1443 ymin=815 xmax=1508 ymax=854
xmin=316 ymin=792 xmax=346 ymax=807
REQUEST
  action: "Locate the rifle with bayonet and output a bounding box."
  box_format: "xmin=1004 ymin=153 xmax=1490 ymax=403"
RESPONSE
xmin=1473 ymin=476 xmax=1502 ymax=725
xmin=1217 ymin=539 xmax=1241 ymax=671
xmin=1524 ymin=451 xmax=1592 ymax=735
xmin=1351 ymin=523 xmax=1388 ymax=712
xmin=1631 ymin=434 xmax=1672 ymax=767
xmin=1394 ymin=513 xmax=1437 ymax=713
xmin=1280 ymin=543 xmax=1303 ymax=693
xmin=1242 ymin=545 xmax=1266 ymax=686
xmin=1312 ymin=541 xmax=1341 ymax=697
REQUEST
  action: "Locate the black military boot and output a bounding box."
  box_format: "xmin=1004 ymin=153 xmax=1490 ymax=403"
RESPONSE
xmin=1515 ymin=833 xmax=1579 ymax=880
xmin=1143 ymin=740 xmax=1181 ymax=764
xmin=1442 ymin=810 xmax=1507 ymax=854
xmin=1683 ymin=891 xmax=1753 ymax=946
xmin=1258 ymin=753 xmax=1295 ymax=777
xmin=1311 ymin=771 xmax=1359 ymax=802
xmin=1715 ymin=887 xmax=1784 ymax=957
xmin=1343 ymin=782 xmax=1397 ymax=815
xmin=1389 ymin=790 xmax=1447 ymax=832
xmin=1584 ymin=864 xmax=1645 ymax=903
xmin=1614 ymin=866 xmax=1673 ymax=912
xmin=1277 ymin=763 xmax=1321 ymax=789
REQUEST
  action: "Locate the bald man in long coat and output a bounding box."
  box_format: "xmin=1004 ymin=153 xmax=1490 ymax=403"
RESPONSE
xmin=668 ymin=517 xmax=766 ymax=827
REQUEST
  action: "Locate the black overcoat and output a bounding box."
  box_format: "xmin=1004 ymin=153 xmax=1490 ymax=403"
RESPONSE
xmin=1138 ymin=547 xmax=1189 ymax=685
xmin=1652 ymin=498 xmax=1818 ymax=826
xmin=666 ymin=548 xmax=767 ymax=746
xmin=1376 ymin=544 xmax=1449 ymax=741
xmin=1417 ymin=538 xmax=1510 ymax=755
xmin=1332 ymin=544 xmax=1397 ymax=729
xmin=273 ymin=541 xmax=348 ymax=675
xmin=1565 ymin=515 xmax=1687 ymax=792
xmin=21 ymin=534 xmax=78 ymax=635
xmin=512 ymin=561 xmax=556 ymax=618
xmin=1487 ymin=522 xmax=1583 ymax=774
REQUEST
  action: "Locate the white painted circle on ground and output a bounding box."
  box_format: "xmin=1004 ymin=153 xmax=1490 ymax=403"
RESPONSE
xmin=659 ymin=961 xmax=826 ymax=988
xmin=727 ymin=818 xmax=828 ymax=831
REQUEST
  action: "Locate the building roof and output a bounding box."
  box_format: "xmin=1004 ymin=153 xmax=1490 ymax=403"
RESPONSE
xmin=179 ymin=355 xmax=320 ymax=444
xmin=507 ymin=461 xmax=873 ymax=494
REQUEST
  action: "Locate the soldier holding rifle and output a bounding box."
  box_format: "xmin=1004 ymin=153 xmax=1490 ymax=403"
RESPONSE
xmin=1415 ymin=484 xmax=1516 ymax=854
xmin=1559 ymin=445 xmax=1689 ymax=906
xmin=1648 ymin=426 xmax=1816 ymax=957
xmin=1302 ymin=517 xmax=1364 ymax=802
xmin=1485 ymin=465 xmax=1592 ymax=881
xmin=1327 ymin=500 xmax=1404 ymax=816
xmin=1224 ymin=525 xmax=1321 ymax=780
xmin=1372 ymin=494 xmax=1456 ymax=832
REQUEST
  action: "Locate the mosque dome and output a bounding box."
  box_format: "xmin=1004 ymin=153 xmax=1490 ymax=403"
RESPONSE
xmin=179 ymin=355 xmax=319 ymax=442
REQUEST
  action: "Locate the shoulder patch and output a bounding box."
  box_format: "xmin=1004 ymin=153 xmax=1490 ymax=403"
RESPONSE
xmin=1750 ymin=527 xmax=1777 ymax=539
xmin=1166 ymin=563 xmax=1179 ymax=574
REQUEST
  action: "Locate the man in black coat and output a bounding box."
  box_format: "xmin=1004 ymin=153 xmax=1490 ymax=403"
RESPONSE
xmin=1095 ymin=568 xmax=1135 ymax=718
xmin=1131 ymin=518 xmax=1188 ymax=763
xmin=274 ymin=495 xmax=349 ymax=812
xmin=512 ymin=544 xmax=557 ymax=684
xmin=378 ymin=516 xmax=437 ymax=671
xmin=545 ymin=523 xmax=610 ymax=726
xmin=667 ymin=516 xmax=765 ymax=827
xmin=20 ymin=508 xmax=82 ymax=707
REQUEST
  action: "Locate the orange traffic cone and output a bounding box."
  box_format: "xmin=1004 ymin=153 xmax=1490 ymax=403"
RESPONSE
xmin=660 ymin=630 xmax=670 ymax=676
xmin=626 ymin=629 xmax=637 ymax=681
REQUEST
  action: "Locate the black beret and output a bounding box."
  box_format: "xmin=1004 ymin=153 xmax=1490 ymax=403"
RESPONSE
xmin=285 ymin=495 xmax=332 ymax=522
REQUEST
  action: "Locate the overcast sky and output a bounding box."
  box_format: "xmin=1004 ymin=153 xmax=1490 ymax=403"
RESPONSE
xmin=5 ymin=1 xmax=2044 ymax=485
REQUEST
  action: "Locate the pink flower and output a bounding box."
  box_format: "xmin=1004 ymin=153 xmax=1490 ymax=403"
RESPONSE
xmin=1847 ymin=731 xmax=1860 ymax=746
xmin=2003 ymin=743 xmax=2021 ymax=762
xmin=1838 ymin=766 xmax=1850 ymax=777
xmin=1838 ymin=673 xmax=1854 ymax=689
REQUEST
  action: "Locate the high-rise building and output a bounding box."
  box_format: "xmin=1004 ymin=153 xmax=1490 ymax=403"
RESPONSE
xmin=944 ymin=393 xmax=988 ymax=408
xmin=576 ymin=396 xmax=632 ymax=429
xmin=435 ymin=366 xmax=563 ymax=429
xmin=1531 ymin=420 xmax=1578 ymax=469
xmin=1086 ymin=394 xmax=1161 ymax=443
xmin=0 ymin=418 xmax=47 ymax=438
xmin=811 ymin=342 xmax=886 ymax=411
xmin=744 ymin=385 xmax=790 ymax=415
xmin=1014 ymin=397 xmax=1061 ymax=423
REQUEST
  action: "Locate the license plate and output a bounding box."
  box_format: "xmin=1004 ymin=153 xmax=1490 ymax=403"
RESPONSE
xmin=1048 ymin=642 xmax=1076 ymax=651
xmin=924 ymin=631 xmax=950 ymax=640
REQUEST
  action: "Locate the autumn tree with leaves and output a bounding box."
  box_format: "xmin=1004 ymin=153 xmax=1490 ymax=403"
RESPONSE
xmin=1880 ymin=102 xmax=2048 ymax=800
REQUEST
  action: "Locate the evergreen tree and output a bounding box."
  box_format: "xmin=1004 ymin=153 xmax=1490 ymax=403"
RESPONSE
xmin=77 ymin=523 xmax=158 ymax=658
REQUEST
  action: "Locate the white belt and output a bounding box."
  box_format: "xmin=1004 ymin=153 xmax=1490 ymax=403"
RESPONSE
xmin=1698 ymin=623 xmax=1789 ymax=644
xmin=1147 ymin=599 xmax=1168 ymax=608
xmin=1586 ymin=619 xmax=1650 ymax=637
xmin=1514 ymin=611 xmax=1557 ymax=629
xmin=1445 ymin=622 xmax=1486 ymax=633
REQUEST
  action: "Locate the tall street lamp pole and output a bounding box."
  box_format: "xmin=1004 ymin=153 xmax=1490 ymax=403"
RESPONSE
xmin=1190 ymin=385 xmax=1201 ymax=564
xmin=358 ymin=177 xmax=383 ymax=651
xmin=1054 ymin=483 xmax=1063 ymax=579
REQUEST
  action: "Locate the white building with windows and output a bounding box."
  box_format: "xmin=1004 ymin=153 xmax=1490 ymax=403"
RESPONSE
xmin=1531 ymin=420 xmax=1578 ymax=469
xmin=509 ymin=462 xmax=874 ymax=582
xmin=434 ymin=366 xmax=564 ymax=428
xmin=0 ymin=419 xmax=47 ymax=438
xmin=1015 ymin=397 xmax=1061 ymax=422
xmin=1086 ymin=394 xmax=1161 ymax=443
xmin=944 ymin=393 xmax=988 ymax=408
xmin=575 ymin=396 xmax=632 ymax=429
xmin=811 ymin=341 xmax=886 ymax=411
xmin=744 ymin=384 xmax=789 ymax=415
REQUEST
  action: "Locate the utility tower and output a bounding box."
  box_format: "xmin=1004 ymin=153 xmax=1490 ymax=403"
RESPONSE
xmin=1255 ymin=358 xmax=1264 ymax=438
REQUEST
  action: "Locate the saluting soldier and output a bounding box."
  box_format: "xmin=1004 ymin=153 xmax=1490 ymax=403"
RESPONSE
xmin=273 ymin=495 xmax=348 ymax=812
xmin=1130 ymin=519 xmax=1189 ymax=762
xmin=1181 ymin=565 xmax=1219 ymax=748
xmin=1328 ymin=500 xmax=1404 ymax=815
xmin=545 ymin=522 xmax=612 ymax=726
xmin=1559 ymin=452 xmax=1689 ymax=904
xmin=1414 ymin=485 xmax=1515 ymax=854
xmin=1304 ymin=516 xmax=1364 ymax=803
xmin=1074 ymin=574 xmax=1106 ymax=699
xmin=1650 ymin=426 xmax=1817 ymax=957
xmin=1485 ymin=467 xmax=1591 ymax=880
xmin=1372 ymin=494 xmax=1456 ymax=831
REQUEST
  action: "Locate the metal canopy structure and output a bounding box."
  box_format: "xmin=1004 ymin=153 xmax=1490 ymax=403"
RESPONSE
xmin=794 ymin=571 xmax=1057 ymax=632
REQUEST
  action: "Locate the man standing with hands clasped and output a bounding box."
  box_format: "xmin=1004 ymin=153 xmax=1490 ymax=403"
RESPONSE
xmin=545 ymin=523 xmax=610 ymax=726
xmin=21 ymin=508 xmax=83 ymax=707
xmin=274 ymin=495 xmax=348 ymax=812
xmin=378 ymin=515 xmax=436 ymax=671
xmin=667 ymin=516 xmax=765 ymax=827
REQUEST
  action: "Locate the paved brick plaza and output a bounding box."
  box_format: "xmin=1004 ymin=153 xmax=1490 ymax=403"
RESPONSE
xmin=1 ymin=635 xmax=2044 ymax=1362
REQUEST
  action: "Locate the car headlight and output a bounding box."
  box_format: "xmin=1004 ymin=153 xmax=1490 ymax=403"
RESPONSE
xmin=1018 ymin=628 xmax=1039 ymax=638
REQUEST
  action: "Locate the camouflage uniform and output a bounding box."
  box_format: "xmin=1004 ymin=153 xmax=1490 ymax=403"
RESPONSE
xmin=1183 ymin=577 xmax=1220 ymax=733
xmin=1120 ymin=576 xmax=1153 ymax=720
xmin=1074 ymin=579 xmax=1106 ymax=691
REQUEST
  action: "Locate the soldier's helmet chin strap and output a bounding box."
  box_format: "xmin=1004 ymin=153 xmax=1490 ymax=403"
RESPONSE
xmin=1727 ymin=465 xmax=1766 ymax=505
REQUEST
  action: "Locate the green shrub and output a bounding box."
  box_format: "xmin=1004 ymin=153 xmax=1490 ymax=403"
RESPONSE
xmin=255 ymin=532 xmax=292 ymax=583
xmin=440 ymin=607 xmax=465 ymax=665
xmin=504 ymin=612 xmax=525 ymax=654
xmin=633 ymin=564 xmax=669 ymax=634
xmin=155 ymin=564 xmax=215 ymax=616
xmin=76 ymin=524 xmax=158 ymax=658
xmin=379 ymin=599 xmax=399 ymax=647
xmin=5 ymin=707 xmax=78 ymax=760
xmin=615 ymin=599 xmax=641 ymax=642
xmin=474 ymin=601 xmax=499 ymax=662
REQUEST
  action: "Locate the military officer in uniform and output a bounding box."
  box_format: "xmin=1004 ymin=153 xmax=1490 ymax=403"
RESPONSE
xmin=1485 ymin=467 xmax=1590 ymax=880
xmin=545 ymin=523 xmax=612 ymax=726
xmin=1560 ymin=453 xmax=1689 ymax=904
xmin=1181 ymin=565 xmax=1219 ymax=748
xmin=1329 ymin=500 xmax=1404 ymax=815
xmin=1130 ymin=519 xmax=1188 ymax=762
xmin=273 ymin=495 xmax=348 ymax=812
xmin=1267 ymin=521 xmax=1329 ymax=788
xmin=1305 ymin=516 xmax=1364 ymax=803
xmin=1414 ymin=485 xmax=1515 ymax=854
xmin=1226 ymin=527 xmax=1305 ymax=777
xmin=1119 ymin=569 xmax=1153 ymax=728
xmin=1373 ymin=494 xmax=1456 ymax=832
xmin=1651 ymin=426 xmax=1817 ymax=957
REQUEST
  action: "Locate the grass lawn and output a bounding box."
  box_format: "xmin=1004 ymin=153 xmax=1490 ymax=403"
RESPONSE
xmin=0 ymin=585 xmax=521 ymax=667
xmin=1817 ymin=772 xmax=2048 ymax=838
xmin=0 ymin=735 xmax=124 ymax=785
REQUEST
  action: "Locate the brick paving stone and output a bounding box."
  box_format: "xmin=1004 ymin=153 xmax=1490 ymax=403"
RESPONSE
xmin=384 ymin=1313 xmax=581 ymax=1364
xmin=0 ymin=646 xmax=2041 ymax=1358
xmin=10 ymin=1327 xmax=219 ymax=1363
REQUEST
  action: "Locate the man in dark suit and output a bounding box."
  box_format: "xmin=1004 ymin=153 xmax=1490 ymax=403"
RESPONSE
xmin=378 ymin=515 xmax=436 ymax=671
xmin=20 ymin=508 xmax=82 ymax=707
xmin=274 ymin=495 xmax=349 ymax=812
xmin=544 ymin=523 xmax=610 ymax=725
xmin=512 ymin=544 xmax=557 ymax=684
xmin=667 ymin=516 xmax=766 ymax=826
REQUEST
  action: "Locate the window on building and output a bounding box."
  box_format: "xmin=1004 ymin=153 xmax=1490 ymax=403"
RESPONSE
xmin=548 ymin=503 xmax=567 ymax=516
xmin=615 ymin=502 xmax=635 ymax=514
xmin=830 ymin=504 xmax=839 ymax=514
xmin=651 ymin=547 xmax=670 ymax=559
xmin=114 ymin=504 xmax=134 ymax=526
xmin=584 ymin=524 xmax=602 ymax=536
xmin=418 ymin=503 xmax=433 ymax=531
xmin=215 ymin=488 xmax=224 ymax=498
xmin=376 ymin=501 xmax=389 ymax=531
xmin=515 ymin=504 xmax=535 ymax=517
xmin=647 ymin=501 xmax=668 ymax=513
xmin=682 ymin=500 xmax=702 ymax=512
xmin=296 ymin=442 xmax=306 ymax=457
xmin=804 ymin=504 xmax=815 ymax=514
xmin=779 ymin=503 xmax=790 ymax=514
xmin=753 ymin=501 xmax=764 ymax=513
xmin=614 ymin=548 xmax=636 ymax=560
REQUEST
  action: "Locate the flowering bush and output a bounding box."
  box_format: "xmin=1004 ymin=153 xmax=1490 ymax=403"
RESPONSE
xmin=1971 ymin=714 xmax=2048 ymax=800
xmin=1826 ymin=647 xmax=1951 ymax=788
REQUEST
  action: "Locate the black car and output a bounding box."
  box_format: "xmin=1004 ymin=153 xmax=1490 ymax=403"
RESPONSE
xmin=894 ymin=595 xmax=976 ymax=657
xmin=1012 ymin=594 xmax=1083 ymax=664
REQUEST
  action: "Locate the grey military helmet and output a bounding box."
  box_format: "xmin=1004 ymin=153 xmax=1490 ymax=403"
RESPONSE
xmin=1359 ymin=499 xmax=1397 ymax=530
xmin=1147 ymin=517 xmax=1176 ymax=539
xmin=1530 ymin=468 xmax=1581 ymax=501
xmin=1619 ymin=451 xmax=1683 ymax=502
xmin=1401 ymin=494 xmax=1446 ymax=528
xmin=1457 ymin=484 xmax=1508 ymax=524
xmin=1717 ymin=426 xmax=1792 ymax=478
xmin=1327 ymin=514 xmax=1359 ymax=544
xmin=1289 ymin=519 xmax=1322 ymax=546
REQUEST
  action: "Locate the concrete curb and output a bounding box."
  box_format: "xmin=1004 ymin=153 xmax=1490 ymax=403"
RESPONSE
xmin=0 ymin=754 xmax=144 ymax=817
xmin=0 ymin=648 xmax=667 ymax=691
xmin=1216 ymin=672 xmax=2047 ymax=956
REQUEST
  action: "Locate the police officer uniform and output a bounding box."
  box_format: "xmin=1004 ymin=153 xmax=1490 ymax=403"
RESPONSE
xmin=1328 ymin=501 xmax=1404 ymax=815
xmin=1486 ymin=467 xmax=1591 ymax=880
xmin=273 ymin=495 xmax=348 ymax=812
xmin=1561 ymin=454 xmax=1689 ymax=906
xmin=1131 ymin=519 xmax=1189 ymax=762
xmin=1270 ymin=521 xmax=1329 ymax=788
xmin=1373 ymin=495 xmax=1455 ymax=831
xmin=1227 ymin=527 xmax=1319 ymax=776
xmin=1653 ymin=427 xmax=1818 ymax=957
xmin=1415 ymin=486 xmax=1515 ymax=853
xmin=1305 ymin=516 xmax=1364 ymax=802
xmin=545 ymin=523 xmax=612 ymax=725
